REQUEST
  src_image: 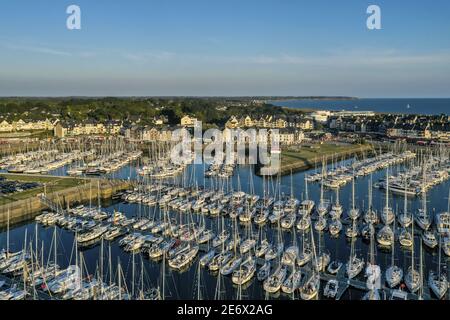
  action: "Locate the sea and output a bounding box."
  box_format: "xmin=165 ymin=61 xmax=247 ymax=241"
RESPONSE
xmin=270 ymin=98 xmax=450 ymax=115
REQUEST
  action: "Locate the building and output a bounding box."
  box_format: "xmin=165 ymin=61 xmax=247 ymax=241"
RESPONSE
xmin=225 ymin=116 xmax=239 ymax=129
xmin=0 ymin=119 xmax=54 ymax=132
xmin=297 ymin=119 xmax=314 ymax=130
xmin=310 ymin=111 xmax=332 ymax=123
xmin=386 ymin=123 xmax=432 ymax=140
xmin=274 ymin=118 xmax=287 ymax=129
xmin=180 ymin=115 xmax=198 ymax=127
xmin=54 ymin=120 xmax=122 ymax=138
xmin=141 ymin=126 xmax=173 ymax=142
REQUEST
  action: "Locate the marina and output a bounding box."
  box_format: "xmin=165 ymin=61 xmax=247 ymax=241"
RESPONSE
xmin=1 ymin=145 xmax=449 ymax=300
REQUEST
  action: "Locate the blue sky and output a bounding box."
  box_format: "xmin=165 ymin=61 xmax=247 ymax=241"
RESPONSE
xmin=1 ymin=0 xmax=450 ymax=97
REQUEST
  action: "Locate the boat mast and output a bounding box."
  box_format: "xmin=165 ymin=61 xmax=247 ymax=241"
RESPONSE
xmin=6 ymin=209 xmax=9 ymax=257
xmin=351 ymin=173 xmax=355 ymax=210
xmin=53 ymin=223 xmax=57 ymax=277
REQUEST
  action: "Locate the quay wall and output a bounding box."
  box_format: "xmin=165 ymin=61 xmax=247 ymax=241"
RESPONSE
xmin=0 ymin=179 xmax=131 ymax=226
xmin=257 ymin=144 xmax=374 ymax=176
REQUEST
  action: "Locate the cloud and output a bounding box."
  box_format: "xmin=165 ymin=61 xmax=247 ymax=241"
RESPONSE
xmin=2 ymin=43 xmax=100 ymax=59
xmin=123 ymin=51 xmax=176 ymax=63
xmin=238 ymin=50 xmax=450 ymax=67
xmin=4 ymin=43 xmax=72 ymax=56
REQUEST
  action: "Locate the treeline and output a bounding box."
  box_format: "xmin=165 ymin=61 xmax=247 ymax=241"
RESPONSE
xmin=0 ymin=97 xmax=306 ymax=126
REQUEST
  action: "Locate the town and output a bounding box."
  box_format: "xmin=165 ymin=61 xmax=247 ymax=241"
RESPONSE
xmin=1 ymin=98 xmax=448 ymax=146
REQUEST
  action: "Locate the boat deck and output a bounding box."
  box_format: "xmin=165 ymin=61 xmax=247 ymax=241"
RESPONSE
xmin=0 ymin=274 xmax=57 ymax=300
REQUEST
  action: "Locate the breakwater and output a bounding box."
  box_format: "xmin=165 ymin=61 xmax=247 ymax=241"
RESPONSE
xmin=0 ymin=178 xmax=131 ymax=226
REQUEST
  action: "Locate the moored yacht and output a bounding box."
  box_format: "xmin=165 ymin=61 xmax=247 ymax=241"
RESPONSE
xmin=263 ymin=265 xmax=287 ymax=294
xmin=232 ymin=257 xmax=256 ymax=285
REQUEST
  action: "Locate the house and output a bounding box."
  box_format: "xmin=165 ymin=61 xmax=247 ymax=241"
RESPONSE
xmin=243 ymin=116 xmax=254 ymax=127
xmin=274 ymin=118 xmax=287 ymax=129
xmin=225 ymin=116 xmax=239 ymax=129
xmin=0 ymin=120 xmax=13 ymax=132
xmin=386 ymin=123 xmax=431 ymax=140
xmin=136 ymin=126 xmax=173 ymax=142
xmin=180 ymin=115 xmax=197 ymax=127
xmin=310 ymin=111 xmax=331 ymax=123
xmin=270 ymin=128 xmax=304 ymax=145
xmin=53 ymin=119 xmax=117 ymax=138
xmin=105 ymin=120 xmax=123 ymax=135
xmin=297 ymin=119 xmax=313 ymax=130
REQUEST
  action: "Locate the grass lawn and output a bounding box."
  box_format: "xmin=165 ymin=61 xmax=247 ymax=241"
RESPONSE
xmin=281 ymin=142 xmax=373 ymax=171
xmin=0 ymin=174 xmax=88 ymax=206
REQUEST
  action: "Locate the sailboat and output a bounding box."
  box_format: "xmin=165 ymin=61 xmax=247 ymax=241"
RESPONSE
xmin=257 ymin=261 xmax=271 ymax=281
xmin=428 ymin=234 xmax=448 ymax=299
xmin=345 ymin=218 xmax=358 ymax=239
xmin=255 ymin=239 xmax=270 ymax=258
xmin=363 ymin=221 xmax=382 ymax=300
xmin=399 ymin=228 xmax=413 ymax=247
xmin=281 ymin=245 xmax=299 ymax=267
xmin=376 ymin=225 xmax=394 ymax=247
xmin=415 ymin=165 xmax=432 ymax=230
xmin=329 ymin=189 xmax=343 ymax=219
xmin=364 ymin=176 xmax=379 ymax=225
xmin=316 ymin=161 xmax=328 ymax=216
xmin=381 ymin=168 xmax=395 ymax=225
xmin=385 ymin=222 xmax=403 ymax=288
xmin=232 ymin=257 xmax=256 ymax=285
xmin=405 ymin=227 xmax=421 ymax=293
xmin=348 ymin=174 xmax=360 ymax=220
xmin=168 ymin=244 xmax=199 ymax=270
xmin=314 ymin=215 xmax=327 ymax=232
xmin=281 ymin=269 xmax=302 ymax=295
xmin=300 ymin=224 xmax=320 ymax=300
xmin=329 ymin=218 xmax=342 ymax=237
xmin=263 ymin=265 xmax=287 ymax=294
xmin=346 ymin=225 xmax=365 ymax=279
xmin=398 ymin=176 xmax=412 ymax=227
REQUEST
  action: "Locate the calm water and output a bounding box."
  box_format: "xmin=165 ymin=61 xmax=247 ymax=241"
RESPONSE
xmin=1 ymin=161 xmax=450 ymax=300
xmin=270 ymin=98 xmax=450 ymax=115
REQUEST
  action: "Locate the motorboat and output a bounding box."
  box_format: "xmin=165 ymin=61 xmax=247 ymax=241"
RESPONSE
xmin=323 ymin=279 xmax=339 ymax=299
xmin=422 ymin=230 xmax=438 ymax=249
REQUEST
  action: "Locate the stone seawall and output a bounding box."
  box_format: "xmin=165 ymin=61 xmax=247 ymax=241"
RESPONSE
xmin=0 ymin=179 xmax=131 ymax=226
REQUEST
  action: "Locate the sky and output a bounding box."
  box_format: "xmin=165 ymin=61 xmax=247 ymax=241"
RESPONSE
xmin=0 ymin=0 xmax=450 ymax=97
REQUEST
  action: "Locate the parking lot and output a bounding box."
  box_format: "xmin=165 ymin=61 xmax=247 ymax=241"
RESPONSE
xmin=0 ymin=176 xmax=41 ymax=196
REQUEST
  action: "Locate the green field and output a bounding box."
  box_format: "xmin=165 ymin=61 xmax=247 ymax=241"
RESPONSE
xmin=280 ymin=142 xmax=373 ymax=173
xmin=0 ymin=174 xmax=88 ymax=205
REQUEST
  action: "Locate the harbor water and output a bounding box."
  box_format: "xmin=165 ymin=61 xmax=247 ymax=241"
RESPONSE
xmin=1 ymin=161 xmax=449 ymax=300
